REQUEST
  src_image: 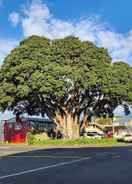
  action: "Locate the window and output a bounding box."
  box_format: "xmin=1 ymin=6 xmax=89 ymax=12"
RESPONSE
xmin=8 ymin=124 xmax=13 ymax=129
xmin=14 ymin=123 xmax=22 ymax=131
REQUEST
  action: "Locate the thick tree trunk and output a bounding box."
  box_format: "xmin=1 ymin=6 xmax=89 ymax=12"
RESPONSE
xmin=66 ymin=113 xmax=73 ymax=139
xmin=54 ymin=115 xmax=66 ymax=137
xmin=80 ymin=113 xmax=89 ymax=132
xmin=72 ymin=115 xmax=80 ymax=139
xmin=54 ymin=113 xmax=80 ymax=139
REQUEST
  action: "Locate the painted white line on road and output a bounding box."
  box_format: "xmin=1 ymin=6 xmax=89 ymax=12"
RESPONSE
xmin=0 ymin=157 xmax=91 ymax=180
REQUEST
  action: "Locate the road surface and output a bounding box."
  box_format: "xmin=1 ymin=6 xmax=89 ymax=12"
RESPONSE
xmin=0 ymin=146 xmax=132 ymax=184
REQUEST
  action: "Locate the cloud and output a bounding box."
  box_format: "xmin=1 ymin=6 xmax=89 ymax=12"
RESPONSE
xmin=97 ymin=31 xmax=132 ymax=63
xmin=8 ymin=0 xmax=132 ymax=64
xmin=0 ymin=39 xmax=18 ymax=65
xmin=9 ymin=12 xmax=20 ymax=27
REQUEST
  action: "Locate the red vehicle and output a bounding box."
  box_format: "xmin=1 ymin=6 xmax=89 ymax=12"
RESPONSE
xmin=106 ymin=131 xmax=113 ymax=138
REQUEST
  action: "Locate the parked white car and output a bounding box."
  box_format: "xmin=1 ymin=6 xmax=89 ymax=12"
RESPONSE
xmin=83 ymin=132 xmax=103 ymax=139
xmin=114 ymin=134 xmax=125 ymax=142
xmin=123 ymin=134 xmax=132 ymax=142
xmin=115 ymin=132 xmax=132 ymax=142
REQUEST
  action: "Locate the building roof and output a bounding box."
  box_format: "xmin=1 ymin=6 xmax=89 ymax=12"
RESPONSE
xmin=4 ymin=117 xmax=54 ymax=124
xmin=113 ymin=116 xmax=132 ymax=126
xmin=25 ymin=117 xmax=54 ymax=124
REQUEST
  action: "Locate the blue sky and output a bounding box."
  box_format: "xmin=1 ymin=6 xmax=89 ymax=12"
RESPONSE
xmin=1 ymin=0 xmax=132 ymax=34
xmin=0 ymin=0 xmax=132 ymax=120
xmin=0 ymin=0 xmax=132 ymax=65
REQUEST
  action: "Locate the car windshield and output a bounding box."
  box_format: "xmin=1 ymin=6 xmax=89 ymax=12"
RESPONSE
xmin=125 ymin=134 xmax=131 ymax=137
xmin=87 ymin=133 xmax=96 ymax=136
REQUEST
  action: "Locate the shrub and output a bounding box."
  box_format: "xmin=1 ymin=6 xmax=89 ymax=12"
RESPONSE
xmin=35 ymin=133 xmax=49 ymax=141
xmin=27 ymin=131 xmax=36 ymax=145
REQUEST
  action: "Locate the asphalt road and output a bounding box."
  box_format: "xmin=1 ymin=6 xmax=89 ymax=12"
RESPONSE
xmin=1 ymin=146 xmax=132 ymax=184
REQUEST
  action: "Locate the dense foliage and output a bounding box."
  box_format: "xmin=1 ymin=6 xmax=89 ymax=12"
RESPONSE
xmin=0 ymin=35 xmax=131 ymax=138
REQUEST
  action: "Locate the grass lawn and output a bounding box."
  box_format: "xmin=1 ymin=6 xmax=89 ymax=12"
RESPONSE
xmin=30 ymin=137 xmax=126 ymax=147
xmin=0 ymin=137 xmax=127 ymax=147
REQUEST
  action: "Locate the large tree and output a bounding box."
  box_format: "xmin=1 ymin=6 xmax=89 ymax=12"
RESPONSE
xmin=0 ymin=35 xmax=131 ymax=139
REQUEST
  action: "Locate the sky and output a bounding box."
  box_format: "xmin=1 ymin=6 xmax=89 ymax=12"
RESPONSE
xmin=0 ymin=0 xmax=132 ymax=120
xmin=0 ymin=0 xmax=132 ymax=66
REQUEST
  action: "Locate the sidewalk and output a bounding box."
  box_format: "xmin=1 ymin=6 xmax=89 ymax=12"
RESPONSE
xmin=0 ymin=145 xmax=44 ymax=157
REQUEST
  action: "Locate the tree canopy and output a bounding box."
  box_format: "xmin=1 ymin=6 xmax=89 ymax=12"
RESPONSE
xmin=0 ymin=35 xmax=131 ymax=138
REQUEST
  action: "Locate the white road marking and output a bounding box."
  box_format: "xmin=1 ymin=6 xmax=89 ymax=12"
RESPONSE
xmin=0 ymin=157 xmax=91 ymax=180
